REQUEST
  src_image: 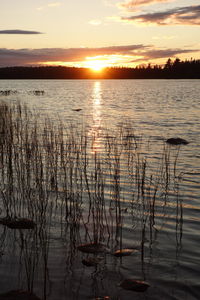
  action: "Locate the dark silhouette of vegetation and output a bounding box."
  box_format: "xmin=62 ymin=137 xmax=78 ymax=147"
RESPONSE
xmin=0 ymin=58 xmax=199 ymax=79
xmin=0 ymin=101 xmax=187 ymax=299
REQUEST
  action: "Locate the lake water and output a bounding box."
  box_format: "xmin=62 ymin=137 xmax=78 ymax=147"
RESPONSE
xmin=0 ymin=79 xmax=200 ymax=299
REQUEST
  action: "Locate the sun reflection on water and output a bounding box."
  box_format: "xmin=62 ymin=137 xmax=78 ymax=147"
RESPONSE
xmin=90 ymin=81 xmax=102 ymax=153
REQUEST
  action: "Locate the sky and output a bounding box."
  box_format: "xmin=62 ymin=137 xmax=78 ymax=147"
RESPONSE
xmin=0 ymin=0 xmax=199 ymax=68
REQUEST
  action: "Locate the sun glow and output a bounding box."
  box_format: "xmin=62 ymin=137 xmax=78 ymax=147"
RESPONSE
xmin=86 ymin=60 xmax=107 ymax=71
xmin=39 ymin=54 xmax=141 ymax=69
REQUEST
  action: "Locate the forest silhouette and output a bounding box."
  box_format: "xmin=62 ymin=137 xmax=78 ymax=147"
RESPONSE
xmin=0 ymin=58 xmax=199 ymax=79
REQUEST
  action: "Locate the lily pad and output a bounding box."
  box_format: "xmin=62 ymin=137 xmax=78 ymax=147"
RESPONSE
xmin=166 ymin=138 xmax=189 ymax=145
xmin=77 ymin=242 xmax=108 ymax=254
xmin=0 ymin=290 xmax=41 ymax=300
xmin=114 ymin=248 xmax=138 ymax=257
xmin=120 ymin=279 xmax=150 ymax=292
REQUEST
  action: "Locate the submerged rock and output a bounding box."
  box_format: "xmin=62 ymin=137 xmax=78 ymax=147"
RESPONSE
xmin=77 ymin=242 xmax=109 ymax=254
xmin=33 ymin=90 xmax=45 ymax=96
xmin=166 ymin=138 xmax=189 ymax=145
xmin=0 ymin=290 xmax=41 ymax=300
xmin=94 ymin=297 xmax=110 ymax=300
xmin=0 ymin=217 xmax=36 ymax=229
xmin=72 ymin=108 xmax=82 ymax=112
xmin=120 ymin=279 xmax=150 ymax=292
xmin=113 ymin=248 xmax=138 ymax=257
xmin=0 ymin=90 xmax=17 ymax=96
xmin=82 ymin=257 xmax=101 ymax=267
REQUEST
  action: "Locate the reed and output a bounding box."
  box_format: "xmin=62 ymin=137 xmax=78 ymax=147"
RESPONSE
xmin=0 ymin=101 xmax=184 ymax=297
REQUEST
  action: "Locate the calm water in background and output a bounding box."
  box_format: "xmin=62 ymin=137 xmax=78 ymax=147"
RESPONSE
xmin=1 ymin=79 xmax=200 ymax=144
xmin=0 ymin=79 xmax=200 ymax=299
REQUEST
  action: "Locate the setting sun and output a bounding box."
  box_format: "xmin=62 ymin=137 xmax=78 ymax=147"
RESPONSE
xmin=90 ymin=62 xmax=104 ymax=71
xmin=85 ymin=59 xmax=107 ymax=71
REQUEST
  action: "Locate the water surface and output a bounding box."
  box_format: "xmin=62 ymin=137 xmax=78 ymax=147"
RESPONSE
xmin=0 ymin=79 xmax=200 ymax=300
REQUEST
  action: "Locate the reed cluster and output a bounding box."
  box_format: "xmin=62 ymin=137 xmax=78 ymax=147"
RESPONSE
xmin=0 ymin=101 xmax=184 ymax=298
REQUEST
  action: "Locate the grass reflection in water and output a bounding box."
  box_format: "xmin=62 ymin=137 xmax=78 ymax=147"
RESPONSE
xmin=0 ymin=102 xmax=185 ymax=300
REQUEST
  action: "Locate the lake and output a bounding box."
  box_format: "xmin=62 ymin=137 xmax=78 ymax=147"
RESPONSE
xmin=0 ymin=79 xmax=200 ymax=300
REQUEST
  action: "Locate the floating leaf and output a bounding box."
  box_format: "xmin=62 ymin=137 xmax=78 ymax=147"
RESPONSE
xmin=77 ymin=243 xmax=108 ymax=254
xmin=114 ymin=248 xmax=138 ymax=257
xmin=166 ymin=138 xmax=189 ymax=145
xmin=120 ymin=279 xmax=150 ymax=292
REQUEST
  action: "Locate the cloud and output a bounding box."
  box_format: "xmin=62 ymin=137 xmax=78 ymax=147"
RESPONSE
xmin=152 ymin=35 xmax=176 ymax=40
xmin=88 ymin=19 xmax=102 ymax=26
xmin=118 ymin=0 xmax=173 ymax=10
xmin=47 ymin=2 xmax=62 ymax=7
xmin=103 ymin=0 xmax=119 ymax=7
xmin=0 ymin=30 xmax=43 ymax=35
xmin=121 ymin=5 xmax=200 ymax=25
xmin=0 ymin=45 xmax=147 ymax=66
xmin=0 ymin=45 xmax=198 ymax=67
xmin=37 ymin=2 xmax=61 ymax=10
xmin=132 ymin=48 xmax=197 ymax=62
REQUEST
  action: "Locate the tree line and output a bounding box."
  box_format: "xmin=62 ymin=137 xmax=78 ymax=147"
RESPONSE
xmin=0 ymin=58 xmax=199 ymax=79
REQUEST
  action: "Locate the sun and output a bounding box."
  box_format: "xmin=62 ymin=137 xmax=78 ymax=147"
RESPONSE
xmin=86 ymin=60 xmax=107 ymax=72
xmin=91 ymin=64 xmax=103 ymax=71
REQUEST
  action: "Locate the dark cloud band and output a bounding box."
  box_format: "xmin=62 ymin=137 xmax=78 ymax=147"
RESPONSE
xmin=132 ymin=49 xmax=197 ymax=62
xmin=0 ymin=30 xmax=43 ymax=34
xmin=0 ymin=45 xmax=198 ymax=66
xmin=121 ymin=5 xmax=200 ymax=25
xmin=0 ymin=45 xmax=148 ymax=66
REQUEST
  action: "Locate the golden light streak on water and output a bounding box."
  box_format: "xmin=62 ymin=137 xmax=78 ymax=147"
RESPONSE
xmin=89 ymin=81 xmax=103 ymax=153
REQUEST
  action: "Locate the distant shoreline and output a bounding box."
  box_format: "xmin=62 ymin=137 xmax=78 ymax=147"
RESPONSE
xmin=0 ymin=59 xmax=200 ymax=79
xmin=1 ymin=78 xmax=200 ymax=80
